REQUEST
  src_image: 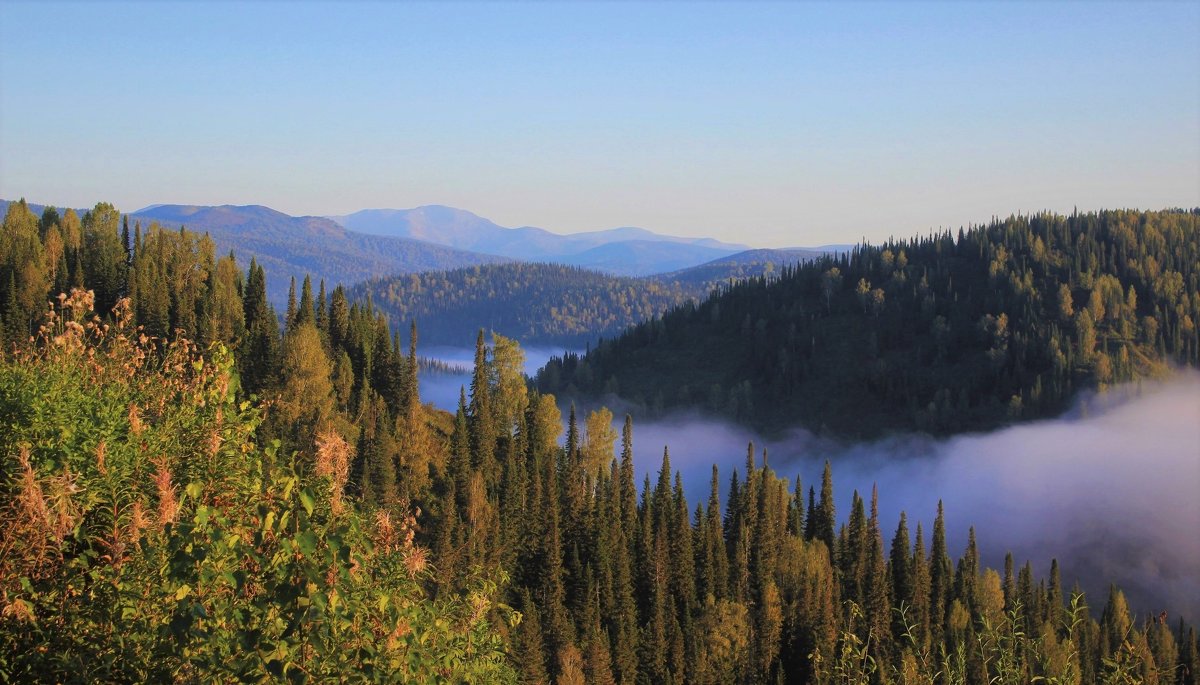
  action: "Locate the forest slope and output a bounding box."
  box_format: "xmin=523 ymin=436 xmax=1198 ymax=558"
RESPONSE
xmin=350 ymin=250 xmax=828 ymax=347
xmin=536 ymin=209 xmax=1200 ymax=437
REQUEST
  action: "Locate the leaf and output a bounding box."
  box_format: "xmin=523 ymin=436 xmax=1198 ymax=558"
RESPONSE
xmin=296 ymin=530 xmax=319 ymax=557
xmin=175 ymin=584 xmax=192 ymax=601
xmin=299 ymin=488 xmax=315 ymax=516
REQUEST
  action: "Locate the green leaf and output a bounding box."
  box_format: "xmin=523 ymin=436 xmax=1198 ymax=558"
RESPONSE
xmin=175 ymin=584 xmax=192 ymax=601
xmin=299 ymin=488 xmax=315 ymax=516
xmin=186 ymin=482 xmax=203 ymax=500
xmin=296 ymin=530 xmax=319 ymax=557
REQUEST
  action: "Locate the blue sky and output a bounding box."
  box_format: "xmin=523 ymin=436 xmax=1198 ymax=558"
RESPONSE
xmin=1 ymin=1 xmax=1197 ymax=247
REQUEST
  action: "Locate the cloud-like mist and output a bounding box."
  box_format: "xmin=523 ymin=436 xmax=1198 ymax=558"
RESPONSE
xmin=618 ymin=373 xmax=1200 ymax=623
xmin=416 ymin=348 xmax=1199 ymax=622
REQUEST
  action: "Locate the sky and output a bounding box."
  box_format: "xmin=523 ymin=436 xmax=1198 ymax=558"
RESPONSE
xmin=1 ymin=1 xmax=1198 ymax=247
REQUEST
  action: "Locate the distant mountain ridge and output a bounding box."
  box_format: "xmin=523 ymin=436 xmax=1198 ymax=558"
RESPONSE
xmin=4 ymin=199 xmax=827 ymax=308
xmin=126 ymin=204 xmax=507 ymax=306
xmin=329 ymin=205 xmax=751 ymax=276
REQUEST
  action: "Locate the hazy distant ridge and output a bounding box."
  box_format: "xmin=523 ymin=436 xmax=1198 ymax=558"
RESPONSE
xmin=128 ymin=204 xmax=507 ymax=306
xmin=330 ymin=205 xmax=750 ymax=276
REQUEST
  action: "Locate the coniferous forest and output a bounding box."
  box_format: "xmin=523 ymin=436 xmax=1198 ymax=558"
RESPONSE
xmin=350 ymin=254 xmax=813 ymax=348
xmin=1 ymin=199 xmax=1199 ymax=683
xmin=539 ymin=209 xmax=1200 ymax=437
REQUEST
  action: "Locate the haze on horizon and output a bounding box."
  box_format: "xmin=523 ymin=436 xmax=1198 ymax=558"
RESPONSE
xmin=1 ymin=1 xmax=1197 ymax=247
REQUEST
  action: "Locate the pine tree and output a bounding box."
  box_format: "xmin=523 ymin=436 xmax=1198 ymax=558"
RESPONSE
xmin=817 ymin=460 xmax=836 ymax=556
xmin=315 ymin=279 xmax=328 ymax=334
xmin=295 ymin=275 xmax=315 ymax=328
xmin=328 ymin=285 xmax=351 ymax=351
xmin=513 ymin=589 xmax=550 ymax=684
xmin=81 ymin=202 xmax=125 ymax=314
xmin=1100 ymin=585 xmax=1133 ymax=660
xmin=954 ymin=526 xmax=979 ymax=614
xmin=1046 ymin=558 xmax=1064 ymax=630
xmin=285 ymin=275 xmax=297 ymax=329
xmin=909 ymin=522 xmax=931 ymax=650
xmin=239 ymin=259 xmax=280 ymax=397
xmin=890 ymin=511 xmax=913 ymax=639
xmin=469 ymin=330 xmax=498 ymax=481
xmin=929 ymin=500 xmax=952 ymax=650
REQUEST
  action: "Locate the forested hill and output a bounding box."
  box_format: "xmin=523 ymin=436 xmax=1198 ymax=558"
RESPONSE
xmin=350 ymin=250 xmax=828 ymax=347
xmin=350 ymin=262 xmax=697 ymax=347
xmin=536 ymin=209 xmax=1200 ymax=437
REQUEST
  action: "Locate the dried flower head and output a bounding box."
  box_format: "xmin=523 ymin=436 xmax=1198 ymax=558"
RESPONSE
xmin=314 ymin=429 xmax=354 ymax=516
xmin=403 ymin=545 xmax=429 ymax=578
xmin=373 ymin=510 xmax=399 ymax=554
xmin=128 ymin=403 xmax=144 ymax=436
xmin=152 ymin=456 xmax=178 ymax=526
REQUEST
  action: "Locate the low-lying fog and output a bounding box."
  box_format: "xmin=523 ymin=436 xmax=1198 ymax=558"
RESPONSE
xmin=621 ymin=373 xmax=1200 ymax=624
xmin=420 ymin=348 xmax=1199 ymax=623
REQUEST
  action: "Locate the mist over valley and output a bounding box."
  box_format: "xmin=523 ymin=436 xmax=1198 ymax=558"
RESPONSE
xmin=597 ymin=374 xmax=1200 ymax=624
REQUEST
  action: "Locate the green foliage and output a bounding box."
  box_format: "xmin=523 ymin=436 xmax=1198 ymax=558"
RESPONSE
xmin=0 ymin=298 xmax=516 ymax=683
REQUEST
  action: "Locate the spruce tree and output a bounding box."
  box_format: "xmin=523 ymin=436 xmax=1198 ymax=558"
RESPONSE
xmin=909 ymin=522 xmax=931 ymax=649
xmin=285 ymin=275 xmax=297 ymax=329
xmin=929 ymin=500 xmax=952 ymax=650
xmin=890 ymin=511 xmax=913 ymax=639
xmin=817 ymin=460 xmax=836 ymax=556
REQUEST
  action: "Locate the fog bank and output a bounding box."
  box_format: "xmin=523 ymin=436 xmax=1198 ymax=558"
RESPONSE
xmin=617 ymin=374 xmax=1200 ymax=622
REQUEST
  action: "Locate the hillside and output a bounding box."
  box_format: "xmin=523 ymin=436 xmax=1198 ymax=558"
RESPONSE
xmin=350 ymin=249 xmax=825 ymax=347
xmin=536 ymin=209 xmax=1200 ymax=437
xmin=662 ymin=247 xmax=834 ymax=286
xmin=350 ymin=262 xmax=697 ymax=347
xmin=130 ymin=204 xmax=508 ymax=305
xmin=330 ymin=204 xmax=749 ymax=275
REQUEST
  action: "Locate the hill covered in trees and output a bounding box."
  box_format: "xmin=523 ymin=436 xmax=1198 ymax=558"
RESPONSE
xmin=351 ymin=250 xmax=830 ymax=347
xmin=2 ymin=198 xmax=1198 ymax=683
xmin=537 ymin=209 xmax=1200 ymax=437
xmin=350 ymin=263 xmax=695 ymax=347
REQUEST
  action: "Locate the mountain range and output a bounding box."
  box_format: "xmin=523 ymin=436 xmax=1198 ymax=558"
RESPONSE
xmin=127 ymin=204 xmax=506 ymax=306
xmin=328 ymin=205 xmax=749 ymax=275
xmin=3 ymin=199 xmax=838 ymax=311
